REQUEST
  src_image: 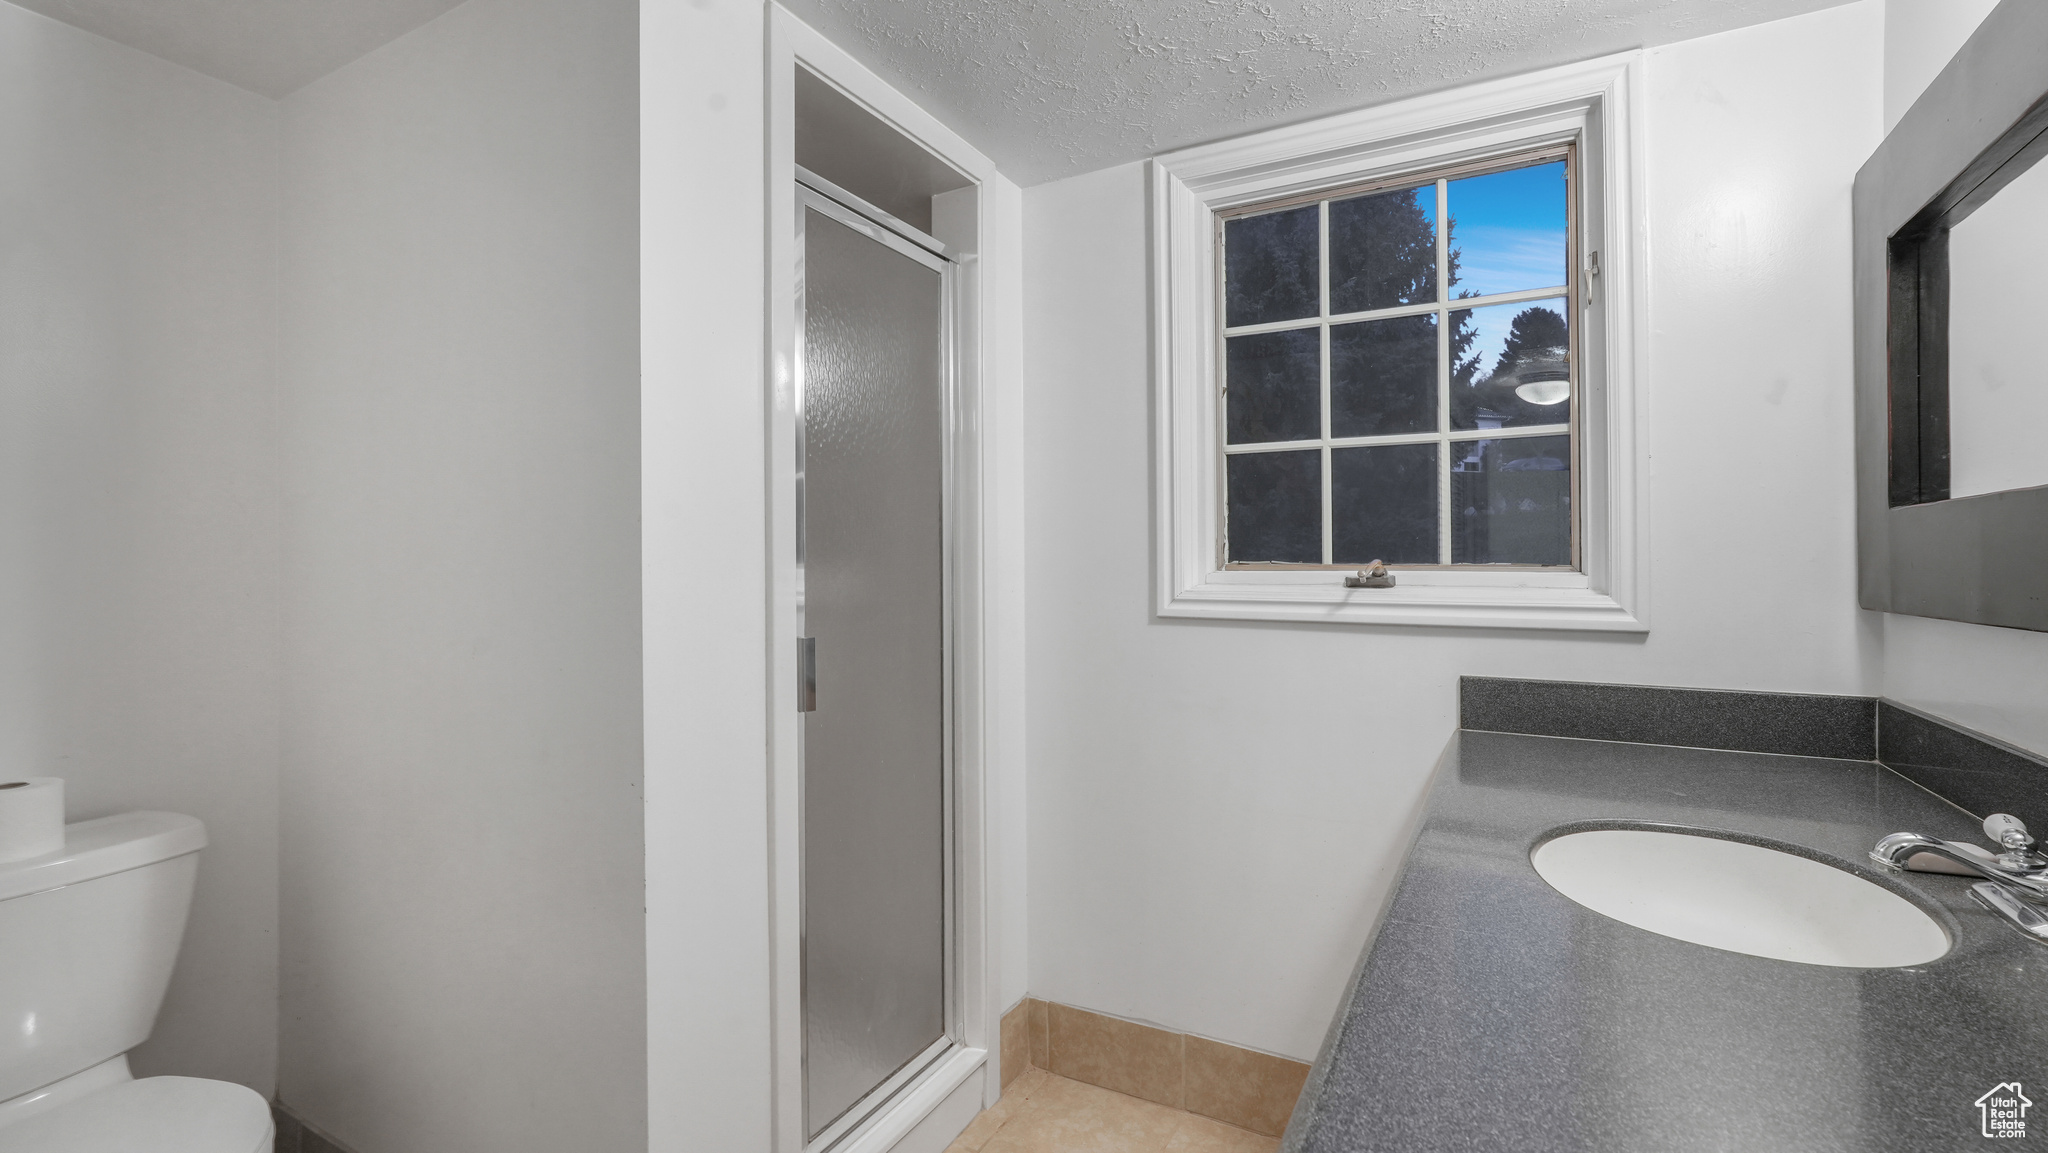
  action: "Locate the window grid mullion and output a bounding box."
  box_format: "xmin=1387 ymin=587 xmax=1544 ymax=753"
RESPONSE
xmin=1221 ymin=423 xmax=1568 ymax=455
xmin=1319 ymin=199 xmax=1333 ymax=565
xmin=1436 ymin=178 xmax=1452 ymax=565
xmin=1221 ymin=284 xmax=1566 ymax=339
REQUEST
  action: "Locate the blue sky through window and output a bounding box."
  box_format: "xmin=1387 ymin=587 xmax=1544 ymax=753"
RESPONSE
xmin=1449 ymin=161 xmax=1568 ymax=379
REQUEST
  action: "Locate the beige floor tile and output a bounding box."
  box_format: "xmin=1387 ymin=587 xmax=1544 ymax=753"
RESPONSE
xmin=945 ymin=1067 xmax=1056 ymax=1152
xmin=950 ymin=1066 xmax=1287 ymax=1153
xmin=1162 ymin=1114 xmax=1280 ymax=1153
xmin=947 ymin=1099 xmax=1014 ymax=1152
xmin=980 ymin=1074 xmax=1185 ymax=1153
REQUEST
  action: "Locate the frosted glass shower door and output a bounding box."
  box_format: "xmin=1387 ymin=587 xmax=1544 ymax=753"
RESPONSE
xmin=797 ymin=194 xmax=950 ymax=1140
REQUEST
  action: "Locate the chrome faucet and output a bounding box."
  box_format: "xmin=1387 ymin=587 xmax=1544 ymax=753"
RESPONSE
xmin=1873 ymin=814 xmax=2048 ymax=941
xmin=1873 ymin=814 xmax=2048 ymax=895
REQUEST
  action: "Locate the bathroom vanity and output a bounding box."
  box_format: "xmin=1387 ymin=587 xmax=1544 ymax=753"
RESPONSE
xmin=1281 ymin=680 xmax=2048 ymax=1153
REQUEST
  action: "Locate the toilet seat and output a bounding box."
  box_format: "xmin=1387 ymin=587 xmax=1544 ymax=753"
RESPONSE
xmin=0 ymin=1077 xmax=271 ymax=1153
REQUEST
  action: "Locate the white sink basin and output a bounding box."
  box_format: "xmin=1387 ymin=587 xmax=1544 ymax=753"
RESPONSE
xmin=1531 ymin=828 xmax=1950 ymax=967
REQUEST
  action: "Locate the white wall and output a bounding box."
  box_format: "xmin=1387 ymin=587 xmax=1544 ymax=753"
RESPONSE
xmin=0 ymin=1 xmax=281 ymax=1095
xmin=1883 ymin=0 xmax=2001 ymax=132
xmin=640 ymin=0 xmax=774 ymax=1146
xmin=981 ymin=174 xmax=1034 ymax=1022
xmin=1877 ymin=0 xmax=2048 ymax=758
xmin=1884 ymin=616 xmax=2048 ymax=754
xmin=277 ymin=0 xmax=644 ymax=1149
xmin=1021 ymin=1 xmax=1884 ymax=1061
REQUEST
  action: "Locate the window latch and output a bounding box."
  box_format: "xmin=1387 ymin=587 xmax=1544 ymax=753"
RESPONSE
xmin=1344 ymin=561 xmax=1396 ymax=589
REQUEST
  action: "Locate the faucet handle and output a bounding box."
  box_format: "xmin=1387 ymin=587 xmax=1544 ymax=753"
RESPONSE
xmin=1985 ymin=813 xmax=2034 ymax=853
xmin=1983 ymin=814 xmax=2045 ymax=872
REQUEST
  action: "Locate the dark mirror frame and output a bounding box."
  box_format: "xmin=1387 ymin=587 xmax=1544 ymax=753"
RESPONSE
xmin=1855 ymin=0 xmax=2048 ymax=632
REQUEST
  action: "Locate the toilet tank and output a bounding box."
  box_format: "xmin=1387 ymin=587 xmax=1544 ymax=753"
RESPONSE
xmin=0 ymin=812 xmax=207 ymax=1103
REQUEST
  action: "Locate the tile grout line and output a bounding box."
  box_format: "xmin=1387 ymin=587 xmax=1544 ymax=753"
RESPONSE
xmin=1181 ymin=1028 xmax=1188 ymax=1113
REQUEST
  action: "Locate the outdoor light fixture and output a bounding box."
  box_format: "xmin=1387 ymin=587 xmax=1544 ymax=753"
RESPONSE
xmin=1514 ymin=369 xmax=1571 ymax=405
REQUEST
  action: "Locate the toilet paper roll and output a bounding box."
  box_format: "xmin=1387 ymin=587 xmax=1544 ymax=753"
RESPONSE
xmin=0 ymin=778 xmax=63 ymax=865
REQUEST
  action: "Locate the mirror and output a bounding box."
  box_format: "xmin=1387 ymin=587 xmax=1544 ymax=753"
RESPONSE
xmin=1946 ymin=153 xmax=2048 ymax=498
xmin=1855 ymin=0 xmax=2048 ymax=633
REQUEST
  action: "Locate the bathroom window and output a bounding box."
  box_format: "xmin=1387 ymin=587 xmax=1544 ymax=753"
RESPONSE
xmin=1220 ymin=151 xmax=1576 ymax=568
xmin=1151 ymin=54 xmax=1646 ymax=630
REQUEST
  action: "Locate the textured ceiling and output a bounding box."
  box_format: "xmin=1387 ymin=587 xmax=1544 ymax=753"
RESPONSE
xmin=7 ymin=0 xmax=467 ymax=96
xmin=780 ymin=0 xmax=1856 ymax=185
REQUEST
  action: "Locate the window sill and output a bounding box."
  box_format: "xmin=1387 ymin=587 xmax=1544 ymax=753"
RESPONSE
xmin=1160 ymin=571 xmax=1646 ymax=631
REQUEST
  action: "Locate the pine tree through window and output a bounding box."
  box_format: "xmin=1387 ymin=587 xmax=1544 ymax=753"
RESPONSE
xmin=1219 ymin=149 xmax=1577 ymax=568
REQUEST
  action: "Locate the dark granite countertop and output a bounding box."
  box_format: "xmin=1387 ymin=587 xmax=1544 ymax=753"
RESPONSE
xmin=1282 ymin=730 xmax=2048 ymax=1153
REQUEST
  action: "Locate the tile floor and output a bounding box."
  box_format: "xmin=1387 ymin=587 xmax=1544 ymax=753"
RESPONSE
xmin=945 ymin=1066 xmax=1280 ymax=1153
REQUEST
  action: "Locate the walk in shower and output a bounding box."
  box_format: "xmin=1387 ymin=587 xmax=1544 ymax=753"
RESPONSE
xmin=795 ymin=175 xmax=955 ymax=1140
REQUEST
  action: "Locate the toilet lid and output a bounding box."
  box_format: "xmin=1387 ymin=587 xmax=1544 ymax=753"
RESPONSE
xmin=0 ymin=1077 xmax=271 ymax=1153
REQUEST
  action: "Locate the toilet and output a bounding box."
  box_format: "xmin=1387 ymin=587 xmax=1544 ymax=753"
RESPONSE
xmin=0 ymin=812 xmax=272 ymax=1152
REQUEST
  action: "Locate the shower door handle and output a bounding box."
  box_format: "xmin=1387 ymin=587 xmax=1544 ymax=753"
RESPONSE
xmin=797 ymin=637 xmax=817 ymax=712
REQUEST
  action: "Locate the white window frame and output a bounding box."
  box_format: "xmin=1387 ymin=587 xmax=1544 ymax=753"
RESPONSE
xmin=1152 ymin=52 xmax=1648 ymax=631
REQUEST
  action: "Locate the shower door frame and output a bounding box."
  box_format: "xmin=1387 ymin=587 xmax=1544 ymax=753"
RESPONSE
xmin=793 ymin=179 xmax=959 ymax=1148
xmin=765 ymin=10 xmax=998 ymax=1153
